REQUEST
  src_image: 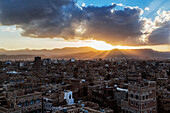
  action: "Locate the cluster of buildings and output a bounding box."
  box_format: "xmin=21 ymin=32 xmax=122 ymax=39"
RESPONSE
xmin=0 ymin=56 xmax=169 ymax=113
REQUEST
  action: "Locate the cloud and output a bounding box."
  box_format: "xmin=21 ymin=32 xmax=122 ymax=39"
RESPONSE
xmin=148 ymin=23 xmax=170 ymax=45
xmin=79 ymin=6 xmax=144 ymax=45
xmin=144 ymin=7 xmax=149 ymax=11
xmin=82 ymin=3 xmax=85 ymax=7
xmin=0 ymin=26 xmax=22 ymax=32
xmin=154 ymin=9 xmax=170 ymax=26
xmin=116 ymin=3 xmax=124 ymax=7
xmin=147 ymin=10 xmax=170 ymax=45
xmin=112 ymin=3 xmax=124 ymax=7
xmin=0 ymin=0 xmax=169 ymax=46
xmin=139 ymin=9 xmax=170 ymax=45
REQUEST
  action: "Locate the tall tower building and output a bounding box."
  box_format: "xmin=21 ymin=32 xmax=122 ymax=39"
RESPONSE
xmin=34 ymin=56 xmax=41 ymax=72
xmin=121 ymin=80 xmax=157 ymax=113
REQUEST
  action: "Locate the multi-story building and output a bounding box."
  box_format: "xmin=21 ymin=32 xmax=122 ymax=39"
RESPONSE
xmin=121 ymin=80 xmax=157 ymax=113
xmin=33 ymin=56 xmax=41 ymax=72
xmin=0 ymin=90 xmax=42 ymax=113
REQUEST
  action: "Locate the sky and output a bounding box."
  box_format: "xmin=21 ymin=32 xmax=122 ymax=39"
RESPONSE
xmin=0 ymin=0 xmax=169 ymax=51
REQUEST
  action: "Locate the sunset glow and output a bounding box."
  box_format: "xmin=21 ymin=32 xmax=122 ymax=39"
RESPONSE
xmin=0 ymin=0 xmax=169 ymax=52
xmin=86 ymin=40 xmax=139 ymax=50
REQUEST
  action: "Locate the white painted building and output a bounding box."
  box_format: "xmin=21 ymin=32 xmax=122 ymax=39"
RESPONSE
xmin=64 ymin=91 xmax=74 ymax=105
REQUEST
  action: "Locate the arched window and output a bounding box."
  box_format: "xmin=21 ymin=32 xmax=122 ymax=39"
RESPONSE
xmin=69 ymin=94 xmax=71 ymax=99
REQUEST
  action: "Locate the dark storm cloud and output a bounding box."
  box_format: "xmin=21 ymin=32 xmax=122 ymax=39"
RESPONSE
xmin=0 ymin=0 xmax=168 ymax=45
xmin=0 ymin=0 xmax=72 ymax=25
xmin=0 ymin=0 xmax=81 ymax=39
xmin=148 ymin=22 xmax=170 ymax=45
xmin=81 ymin=6 xmax=144 ymax=45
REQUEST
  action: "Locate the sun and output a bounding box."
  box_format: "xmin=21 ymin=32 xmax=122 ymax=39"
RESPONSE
xmin=88 ymin=40 xmax=113 ymax=50
xmin=86 ymin=40 xmax=139 ymax=50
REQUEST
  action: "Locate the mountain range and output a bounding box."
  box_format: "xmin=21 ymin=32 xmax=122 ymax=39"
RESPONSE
xmin=0 ymin=47 xmax=169 ymax=60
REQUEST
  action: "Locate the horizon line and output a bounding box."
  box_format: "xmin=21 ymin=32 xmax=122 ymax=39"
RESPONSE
xmin=0 ymin=46 xmax=170 ymax=52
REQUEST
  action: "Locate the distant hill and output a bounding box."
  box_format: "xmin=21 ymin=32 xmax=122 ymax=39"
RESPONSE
xmin=0 ymin=47 xmax=169 ymax=60
xmin=51 ymin=49 xmax=170 ymax=59
xmin=0 ymin=49 xmax=6 ymax=52
xmin=0 ymin=47 xmax=97 ymax=56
